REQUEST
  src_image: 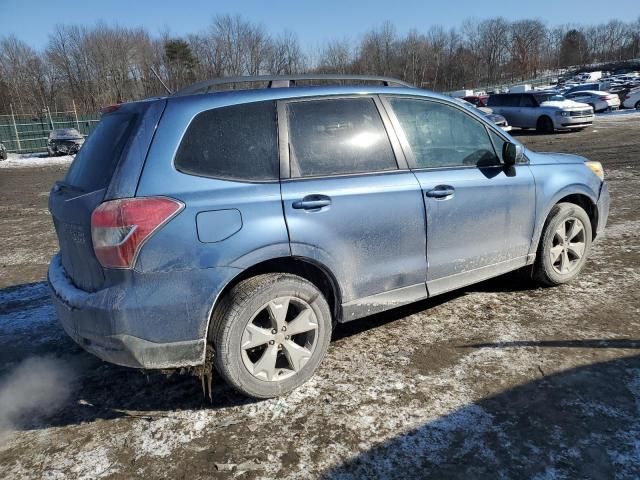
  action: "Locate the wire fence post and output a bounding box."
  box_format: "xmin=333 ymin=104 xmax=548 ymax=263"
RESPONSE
xmin=72 ymin=99 xmax=80 ymax=130
xmin=10 ymin=103 xmax=21 ymax=152
xmin=46 ymin=106 xmax=54 ymax=130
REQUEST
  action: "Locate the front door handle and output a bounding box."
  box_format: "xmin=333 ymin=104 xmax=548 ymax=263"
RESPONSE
xmin=425 ymin=186 xmax=455 ymax=198
xmin=292 ymin=195 xmax=332 ymax=210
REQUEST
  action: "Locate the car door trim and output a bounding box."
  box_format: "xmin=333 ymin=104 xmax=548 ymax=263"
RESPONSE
xmin=427 ymin=254 xmax=535 ymax=297
xmin=340 ymin=282 xmax=429 ymax=323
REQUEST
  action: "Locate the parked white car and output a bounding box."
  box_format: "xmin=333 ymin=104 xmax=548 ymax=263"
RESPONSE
xmin=622 ymin=87 xmax=640 ymax=110
xmin=564 ymin=90 xmax=620 ymax=112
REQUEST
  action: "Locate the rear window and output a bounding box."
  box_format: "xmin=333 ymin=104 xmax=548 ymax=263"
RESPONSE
xmin=64 ymin=111 xmax=137 ymax=191
xmin=175 ymin=101 xmax=278 ymax=181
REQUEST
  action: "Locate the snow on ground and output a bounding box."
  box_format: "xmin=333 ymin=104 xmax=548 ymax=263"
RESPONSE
xmin=0 ymin=153 xmax=74 ymax=169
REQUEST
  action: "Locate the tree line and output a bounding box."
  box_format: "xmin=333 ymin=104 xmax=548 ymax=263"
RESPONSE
xmin=1 ymin=14 xmax=639 ymax=114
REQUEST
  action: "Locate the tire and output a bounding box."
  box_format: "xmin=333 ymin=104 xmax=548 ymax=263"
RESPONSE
xmin=210 ymin=273 xmax=332 ymax=398
xmin=635 ymin=101 xmax=640 ymax=110
xmin=536 ymin=116 xmax=554 ymax=134
xmin=47 ymin=147 xmax=55 ymax=157
xmin=533 ymin=203 xmax=592 ymax=286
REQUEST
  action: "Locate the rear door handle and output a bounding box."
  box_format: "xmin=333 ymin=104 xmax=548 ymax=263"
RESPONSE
xmin=425 ymin=186 xmax=455 ymax=198
xmin=292 ymin=195 xmax=332 ymax=210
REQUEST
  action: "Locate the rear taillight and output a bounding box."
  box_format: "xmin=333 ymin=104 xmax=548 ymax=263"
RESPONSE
xmin=91 ymin=197 xmax=183 ymax=269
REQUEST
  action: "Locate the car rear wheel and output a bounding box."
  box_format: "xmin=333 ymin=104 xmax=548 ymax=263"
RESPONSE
xmin=210 ymin=273 xmax=332 ymax=398
xmin=635 ymin=101 xmax=640 ymax=110
xmin=533 ymin=203 xmax=592 ymax=286
xmin=536 ymin=116 xmax=554 ymax=134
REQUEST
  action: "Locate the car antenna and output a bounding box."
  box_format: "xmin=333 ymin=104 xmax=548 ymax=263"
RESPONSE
xmin=150 ymin=66 xmax=172 ymax=95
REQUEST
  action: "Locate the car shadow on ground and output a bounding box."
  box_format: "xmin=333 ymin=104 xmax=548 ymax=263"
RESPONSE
xmin=0 ymin=271 xmax=618 ymax=435
xmin=1 ymin=271 xmax=541 ymax=431
xmin=323 ymin=351 xmax=640 ymax=479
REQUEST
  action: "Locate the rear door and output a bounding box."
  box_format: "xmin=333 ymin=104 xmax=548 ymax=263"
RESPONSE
xmin=279 ymin=96 xmax=427 ymax=310
xmin=48 ymin=101 xmax=163 ymax=291
xmin=383 ymin=96 xmax=536 ymax=295
xmin=518 ymin=94 xmax=538 ymax=128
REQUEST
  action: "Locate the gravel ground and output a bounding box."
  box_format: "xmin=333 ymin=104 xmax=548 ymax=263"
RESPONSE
xmin=0 ymin=113 xmax=639 ymax=479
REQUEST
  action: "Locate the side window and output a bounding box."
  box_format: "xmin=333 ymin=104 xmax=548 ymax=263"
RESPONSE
xmin=286 ymin=98 xmax=397 ymax=177
xmin=503 ymin=95 xmax=521 ymax=107
xmin=487 ymin=95 xmax=503 ymax=107
xmin=175 ymin=101 xmax=278 ymax=181
xmin=388 ymin=98 xmax=500 ymax=169
xmin=520 ymin=95 xmax=536 ymax=108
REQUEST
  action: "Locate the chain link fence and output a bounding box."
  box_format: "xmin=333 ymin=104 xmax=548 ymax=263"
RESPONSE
xmin=0 ymin=104 xmax=101 ymax=154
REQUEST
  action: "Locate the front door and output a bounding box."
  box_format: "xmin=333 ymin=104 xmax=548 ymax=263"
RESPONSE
xmin=279 ymin=96 xmax=428 ymax=317
xmin=383 ymin=96 xmax=536 ymax=295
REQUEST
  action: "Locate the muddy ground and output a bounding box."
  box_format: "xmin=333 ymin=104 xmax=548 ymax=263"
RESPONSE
xmin=0 ymin=113 xmax=639 ymax=479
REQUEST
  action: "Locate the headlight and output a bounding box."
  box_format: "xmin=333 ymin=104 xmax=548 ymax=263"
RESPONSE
xmin=556 ymin=111 xmax=570 ymax=117
xmin=585 ymin=161 xmax=604 ymax=181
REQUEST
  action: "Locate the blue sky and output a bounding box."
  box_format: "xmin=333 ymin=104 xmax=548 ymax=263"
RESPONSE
xmin=3 ymin=0 xmax=639 ymax=52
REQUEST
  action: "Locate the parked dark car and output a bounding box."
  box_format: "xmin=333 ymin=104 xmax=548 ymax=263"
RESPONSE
xmin=48 ymin=75 xmax=609 ymax=399
xmin=47 ymin=128 xmax=85 ymax=156
xmin=0 ymin=142 xmax=7 ymax=160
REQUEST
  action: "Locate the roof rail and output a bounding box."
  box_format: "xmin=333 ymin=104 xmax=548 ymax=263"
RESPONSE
xmin=172 ymin=74 xmax=415 ymax=96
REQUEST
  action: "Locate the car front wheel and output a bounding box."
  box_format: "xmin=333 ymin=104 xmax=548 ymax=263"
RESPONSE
xmin=533 ymin=202 xmax=592 ymax=286
xmin=210 ymin=273 xmax=332 ymax=398
xmin=536 ymin=116 xmax=554 ymax=134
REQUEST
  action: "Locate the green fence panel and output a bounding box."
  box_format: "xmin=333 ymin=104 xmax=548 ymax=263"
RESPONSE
xmin=0 ymin=110 xmax=101 ymax=154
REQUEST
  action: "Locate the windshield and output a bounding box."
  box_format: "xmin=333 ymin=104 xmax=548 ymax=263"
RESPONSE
xmin=534 ymin=93 xmax=566 ymax=103
xmin=51 ymin=128 xmax=83 ymax=139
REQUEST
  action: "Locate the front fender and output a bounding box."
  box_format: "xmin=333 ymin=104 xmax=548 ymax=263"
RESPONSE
xmin=529 ymin=182 xmax=599 ymax=256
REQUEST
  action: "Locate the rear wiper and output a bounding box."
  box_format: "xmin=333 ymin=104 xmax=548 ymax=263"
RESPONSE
xmin=53 ymin=181 xmax=83 ymax=194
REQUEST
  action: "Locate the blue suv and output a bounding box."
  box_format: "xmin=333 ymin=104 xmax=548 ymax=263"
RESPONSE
xmin=48 ymin=75 xmax=610 ymax=398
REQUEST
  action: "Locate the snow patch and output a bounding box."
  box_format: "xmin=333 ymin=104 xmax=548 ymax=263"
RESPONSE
xmin=0 ymin=153 xmax=74 ymax=169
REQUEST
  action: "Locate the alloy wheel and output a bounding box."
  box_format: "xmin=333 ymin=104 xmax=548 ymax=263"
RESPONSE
xmin=241 ymin=296 xmax=319 ymax=382
xmin=549 ymin=217 xmax=586 ymax=275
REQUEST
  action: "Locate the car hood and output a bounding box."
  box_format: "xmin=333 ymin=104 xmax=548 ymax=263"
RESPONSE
xmin=526 ymin=150 xmax=587 ymax=165
xmin=540 ymin=99 xmax=590 ymax=110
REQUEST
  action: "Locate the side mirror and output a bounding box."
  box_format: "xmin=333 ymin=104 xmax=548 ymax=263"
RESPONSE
xmin=503 ymin=142 xmax=524 ymax=166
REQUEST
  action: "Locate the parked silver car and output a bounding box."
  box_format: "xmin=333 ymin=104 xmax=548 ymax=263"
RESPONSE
xmin=488 ymin=93 xmax=594 ymax=133
xmin=564 ymin=90 xmax=620 ymax=112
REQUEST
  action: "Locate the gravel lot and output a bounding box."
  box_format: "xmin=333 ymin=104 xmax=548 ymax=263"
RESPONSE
xmin=1 ymin=113 xmax=639 ymax=479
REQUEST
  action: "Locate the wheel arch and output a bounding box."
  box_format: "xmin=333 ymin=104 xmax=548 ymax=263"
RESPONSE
xmin=532 ymin=189 xmax=598 ymax=255
xmin=205 ymin=256 xmax=343 ymax=344
xmin=537 ymin=114 xmax=554 ymax=132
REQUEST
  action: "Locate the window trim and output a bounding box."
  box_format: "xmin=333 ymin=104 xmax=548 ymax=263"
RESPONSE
xmin=380 ymin=94 xmax=528 ymax=171
xmin=173 ymin=100 xmax=281 ymax=184
xmin=277 ymin=94 xmax=408 ymax=180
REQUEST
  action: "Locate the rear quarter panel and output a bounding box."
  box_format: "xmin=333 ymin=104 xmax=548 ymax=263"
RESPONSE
xmin=135 ymin=95 xmax=290 ymax=274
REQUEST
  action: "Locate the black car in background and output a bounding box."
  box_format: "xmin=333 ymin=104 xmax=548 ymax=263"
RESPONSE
xmin=47 ymin=128 xmax=85 ymax=156
xmin=0 ymin=142 xmax=7 ymax=160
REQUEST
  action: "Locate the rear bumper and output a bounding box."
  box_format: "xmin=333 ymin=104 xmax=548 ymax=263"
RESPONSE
xmin=596 ymin=181 xmax=610 ymax=238
xmin=48 ymin=254 xmax=238 ymax=369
